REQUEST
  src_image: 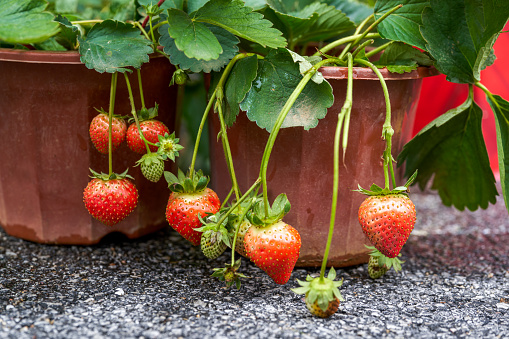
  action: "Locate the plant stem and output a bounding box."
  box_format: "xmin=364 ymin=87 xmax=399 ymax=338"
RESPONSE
xmin=189 ymin=91 xmax=216 ymax=178
xmin=351 ymin=5 xmax=402 ymax=48
xmin=189 ymin=53 xmax=255 ymax=186
xmin=320 ymin=53 xmax=353 ymax=280
xmin=136 ymin=69 xmax=146 ymax=110
xmin=124 ymin=72 xmax=151 ymax=154
xmin=227 ymin=179 xmax=261 ymax=266
xmin=313 ymin=33 xmax=380 ymax=57
xmin=133 ymin=22 xmax=152 ymax=42
xmin=216 ymin=96 xmax=241 ymax=201
xmin=355 ymin=59 xmax=394 ymax=190
xmin=364 ymin=41 xmax=393 ymax=59
xmin=71 ymin=20 xmax=103 ymax=25
xmin=338 ymin=14 xmax=373 ymax=60
xmin=108 ymin=73 xmax=118 ymax=176
xmin=259 ymin=58 xmax=338 ymax=217
xmin=351 ymin=39 xmax=374 ymax=60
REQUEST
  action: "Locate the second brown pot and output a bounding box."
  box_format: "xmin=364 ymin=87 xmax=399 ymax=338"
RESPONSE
xmin=209 ymin=66 xmax=436 ymax=267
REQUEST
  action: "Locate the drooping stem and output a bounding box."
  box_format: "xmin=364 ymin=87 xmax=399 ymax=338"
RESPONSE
xmin=189 ymin=90 xmax=216 ymax=178
xmin=320 ymin=54 xmax=353 ymax=280
xmin=136 ymin=69 xmax=146 ymax=110
xmin=351 ymin=39 xmax=374 ymax=60
xmin=259 ymin=58 xmax=339 ymax=217
xmin=338 ymin=14 xmax=373 ymax=60
xmin=313 ymin=33 xmax=380 ymax=57
xmin=189 ymin=53 xmax=255 ymax=187
xmin=228 ymin=179 xmax=261 ymax=266
xmin=355 ymin=59 xmax=394 ymax=190
xmin=364 ymin=41 xmax=394 ymax=59
xmin=216 ymin=94 xmax=241 ymax=201
xmin=108 ymin=73 xmax=118 ymax=176
xmin=124 ymin=72 xmax=151 ymax=154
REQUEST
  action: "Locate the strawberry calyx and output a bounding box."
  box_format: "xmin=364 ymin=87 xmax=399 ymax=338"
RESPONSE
xmin=129 ymin=103 xmax=159 ymax=123
xmin=292 ymin=267 xmax=345 ymax=313
xmin=211 ymin=258 xmax=248 ymax=289
xmin=88 ymin=168 xmax=133 ymax=181
xmin=356 ymin=170 xmax=417 ymax=196
xmin=365 ymin=245 xmax=404 ymax=273
xmin=170 ymin=69 xmax=190 ymax=86
xmin=164 ymin=168 xmax=210 ymax=194
xmin=156 ymin=132 xmax=184 ymax=162
xmin=246 ymin=193 xmax=291 ymax=227
xmin=93 ymin=107 xmax=128 ymax=121
xmin=196 ymin=212 xmax=234 ymax=248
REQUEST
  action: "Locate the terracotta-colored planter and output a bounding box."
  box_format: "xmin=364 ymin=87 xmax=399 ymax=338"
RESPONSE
xmin=209 ymin=66 xmax=437 ymax=267
xmin=0 ymin=48 xmax=176 ymax=244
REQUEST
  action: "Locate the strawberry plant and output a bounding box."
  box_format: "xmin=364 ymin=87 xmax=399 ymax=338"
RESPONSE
xmin=3 ymin=0 xmax=509 ymax=318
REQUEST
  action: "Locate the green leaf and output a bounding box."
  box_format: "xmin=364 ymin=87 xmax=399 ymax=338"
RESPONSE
xmin=159 ymin=19 xmax=239 ymax=72
xmin=193 ymin=0 xmax=286 ymax=49
xmin=271 ymin=193 xmax=291 ymax=218
xmin=55 ymin=0 xmax=78 ymax=13
xmin=187 ymin=0 xmax=210 ymax=13
xmin=240 ymin=48 xmax=334 ymax=131
xmin=376 ymin=42 xmax=433 ymax=67
xmin=398 ymin=94 xmax=497 ymax=211
xmin=421 ymin=0 xmax=509 ymax=84
xmin=263 ymin=0 xmax=354 ymax=47
xmin=138 ymin=0 xmax=183 ymax=11
xmin=374 ymin=0 xmax=429 ymax=50
xmin=54 ymin=14 xmax=82 ymax=50
xmin=486 ymin=94 xmax=509 ymax=214
xmin=167 ymin=8 xmax=222 ymax=61
xmin=329 ymin=0 xmax=373 ymax=24
xmin=78 ymin=20 xmax=152 ymax=73
xmin=0 ymin=0 xmax=61 ymax=44
xmin=224 ymin=55 xmax=259 ymax=125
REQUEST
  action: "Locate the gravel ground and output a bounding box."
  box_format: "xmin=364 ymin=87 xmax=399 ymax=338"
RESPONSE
xmin=0 ymin=189 xmax=508 ymax=339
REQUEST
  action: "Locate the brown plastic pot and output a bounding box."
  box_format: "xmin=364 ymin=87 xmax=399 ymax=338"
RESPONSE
xmin=209 ymin=66 xmax=437 ymax=267
xmin=0 ymin=48 xmax=176 ymax=244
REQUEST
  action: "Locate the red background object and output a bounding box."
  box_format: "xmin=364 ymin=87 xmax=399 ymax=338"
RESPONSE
xmin=412 ymin=25 xmax=509 ymax=179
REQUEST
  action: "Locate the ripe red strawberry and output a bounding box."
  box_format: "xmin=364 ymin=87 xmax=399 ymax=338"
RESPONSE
xmin=244 ymin=220 xmax=301 ymax=285
xmin=127 ymin=120 xmax=169 ymax=154
xmin=358 ymin=194 xmax=416 ymax=258
xmin=89 ymin=112 xmax=126 ymax=154
xmin=83 ymin=171 xmax=138 ymax=226
xmin=165 ymin=188 xmax=221 ymax=246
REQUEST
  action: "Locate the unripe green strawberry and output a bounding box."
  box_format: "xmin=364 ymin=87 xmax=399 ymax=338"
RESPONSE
xmin=368 ymin=255 xmax=388 ymax=279
xmin=305 ymin=296 xmax=340 ymax=318
xmin=235 ymin=220 xmax=252 ymax=258
xmin=136 ymin=153 xmax=165 ymax=183
xmin=201 ymin=229 xmax=227 ymax=259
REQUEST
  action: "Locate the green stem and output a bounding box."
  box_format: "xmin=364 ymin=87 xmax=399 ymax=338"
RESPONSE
xmin=123 ymin=72 xmax=151 ymax=154
xmin=215 ymin=178 xmax=261 ymax=236
xmin=313 ymin=33 xmax=380 ymax=57
xmin=230 ymin=197 xmax=256 ymax=266
xmin=320 ymin=54 xmax=353 ymax=279
xmin=71 ymin=19 xmax=103 ymax=25
xmin=364 ymin=41 xmax=394 ymax=59
xmin=351 ymin=39 xmax=374 ymax=60
xmin=149 ymin=15 xmax=157 ymax=44
xmin=259 ymin=58 xmax=339 ymax=217
xmin=216 ymin=96 xmax=241 ymax=201
xmin=189 ymin=90 xmax=216 ymax=178
xmin=174 ymin=83 xmax=185 ymax=139
xmin=137 ymin=69 xmax=146 ymax=110
xmin=355 ymin=58 xmax=394 ymax=190
xmin=338 ymin=14 xmax=373 ymax=60
xmin=133 ymin=22 xmax=152 ymax=43
xmin=152 ymin=20 xmax=168 ymax=33
xmin=221 ymin=187 xmax=235 ymax=209
xmin=108 ymin=73 xmax=118 ymax=176
xmin=351 ymin=5 xmax=401 ymax=48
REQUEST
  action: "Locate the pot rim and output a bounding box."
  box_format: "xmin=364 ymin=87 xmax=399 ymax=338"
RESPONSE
xmin=0 ymin=47 xmax=164 ymax=64
xmin=320 ymin=65 xmax=439 ymax=80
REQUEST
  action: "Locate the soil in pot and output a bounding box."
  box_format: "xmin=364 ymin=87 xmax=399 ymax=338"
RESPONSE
xmin=209 ymin=66 xmax=437 ymax=267
xmin=0 ymin=49 xmax=177 ymax=245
